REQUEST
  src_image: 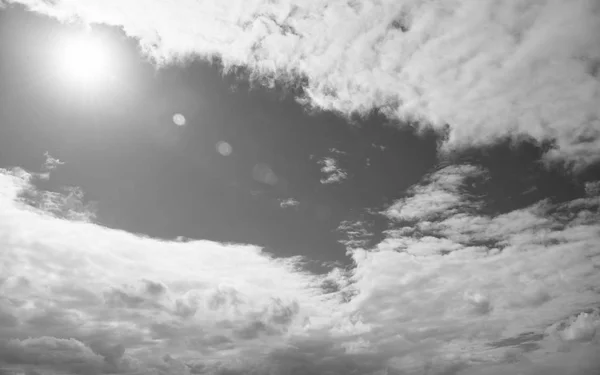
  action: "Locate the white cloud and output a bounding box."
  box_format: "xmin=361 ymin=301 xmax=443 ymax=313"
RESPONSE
xmin=18 ymin=180 xmax=97 ymax=222
xmin=328 ymin=148 xmax=346 ymax=155
xmin=9 ymin=0 xmax=600 ymax=166
xmin=5 ymin=155 xmax=96 ymax=222
xmin=37 ymin=152 xmax=64 ymax=180
xmin=278 ymin=197 xmax=300 ymax=208
xmin=0 ymin=168 xmax=337 ymax=374
xmin=337 ymin=220 xmax=373 ymax=249
xmin=552 ymin=310 xmax=600 ymax=343
xmin=342 ymin=164 xmax=600 ymax=373
xmin=319 ymin=157 xmax=347 ymax=184
xmin=384 ymin=164 xmax=484 ymax=221
xmin=2 ymin=165 xmax=600 ymax=374
xmin=42 ymin=152 xmax=64 ymax=172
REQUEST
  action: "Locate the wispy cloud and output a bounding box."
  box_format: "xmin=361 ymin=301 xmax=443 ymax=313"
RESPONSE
xmin=337 ymin=219 xmax=373 ymax=249
xmin=384 ymin=164 xmax=484 ymax=221
xmin=42 ymin=151 xmax=64 ymax=172
xmin=11 ymin=166 xmax=97 ymax=222
xmin=37 ymin=151 xmax=64 ymax=180
xmin=328 ymin=148 xmax=346 ymax=155
xmin=319 ymin=157 xmax=347 ymax=184
xmin=2 ymin=165 xmax=599 ymax=374
xmin=10 ymin=0 xmax=600 ymax=166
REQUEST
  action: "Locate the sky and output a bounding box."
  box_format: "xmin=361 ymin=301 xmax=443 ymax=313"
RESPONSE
xmin=0 ymin=1 xmax=599 ymax=375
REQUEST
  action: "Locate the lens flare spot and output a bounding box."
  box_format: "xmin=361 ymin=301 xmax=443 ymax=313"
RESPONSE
xmin=216 ymin=141 xmax=232 ymax=156
xmin=173 ymin=113 xmax=186 ymax=126
xmin=252 ymin=163 xmax=278 ymax=186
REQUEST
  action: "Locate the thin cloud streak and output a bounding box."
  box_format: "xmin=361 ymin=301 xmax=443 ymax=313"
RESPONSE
xmin=337 ymin=219 xmax=373 ymax=249
xmin=9 ymin=0 xmax=600 ymax=167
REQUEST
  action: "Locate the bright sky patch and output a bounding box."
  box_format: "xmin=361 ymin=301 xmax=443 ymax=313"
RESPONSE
xmin=55 ymin=33 xmax=112 ymax=87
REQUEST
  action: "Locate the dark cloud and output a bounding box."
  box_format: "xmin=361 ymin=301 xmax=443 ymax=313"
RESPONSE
xmin=0 ymin=337 xmax=104 ymax=375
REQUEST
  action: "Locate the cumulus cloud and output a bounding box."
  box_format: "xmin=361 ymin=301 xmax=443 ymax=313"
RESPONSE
xmin=9 ymin=0 xmax=600 ymax=166
xmin=319 ymin=157 xmax=347 ymax=184
xmin=2 ymin=164 xmax=600 ymax=374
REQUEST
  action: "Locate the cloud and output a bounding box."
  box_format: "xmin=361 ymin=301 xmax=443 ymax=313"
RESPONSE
xmin=0 ymin=337 xmax=105 ymax=375
xmin=278 ymin=198 xmax=299 ymax=209
xmin=340 ymin=164 xmax=600 ymax=373
xmin=328 ymin=148 xmax=346 ymax=155
xmin=37 ymin=152 xmax=64 ymax=180
xmin=6 ymin=156 xmax=96 ymax=222
xmin=383 ymin=164 xmax=484 ymax=222
xmin=42 ymin=152 xmax=64 ymax=173
xmin=17 ymin=178 xmax=97 ymax=222
xmin=337 ymin=220 xmax=373 ymax=249
xmin=2 ymin=164 xmax=600 ymax=373
xmin=9 ymin=0 xmax=600 ymax=166
xmin=585 ymin=180 xmax=600 ymax=197
xmin=319 ymin=157 xmax=347 ymax=184
xmin=0 ymin=168 xmax=336 ymax=374
xmin=549 ymin=309 xmax=600 ymax=343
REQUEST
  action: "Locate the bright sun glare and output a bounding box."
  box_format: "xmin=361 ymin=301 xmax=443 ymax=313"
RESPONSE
xmin=57 ymin=34 xmax=112 ymax=86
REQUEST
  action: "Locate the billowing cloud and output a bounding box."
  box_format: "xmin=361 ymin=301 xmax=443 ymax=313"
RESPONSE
xmin=2 ymin=164 xmax=600 ymax=374
xmin=9 ymin=0 xmax=600 ymax=166
xmin=0 ymin=168 xmax=336 ymax=374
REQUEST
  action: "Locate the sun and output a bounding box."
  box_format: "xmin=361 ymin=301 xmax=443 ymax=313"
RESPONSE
xmin=56 ymin=34 xmax=112 ymax=86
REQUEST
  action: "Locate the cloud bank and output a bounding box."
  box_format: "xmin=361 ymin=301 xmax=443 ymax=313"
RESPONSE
xmin=2 ymin=165 xmax=600 ymax=374
xmin=9 ymin=0 xmax=600 ymax=166
xmin=0 ymin=168 xmax=336 ymax=374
